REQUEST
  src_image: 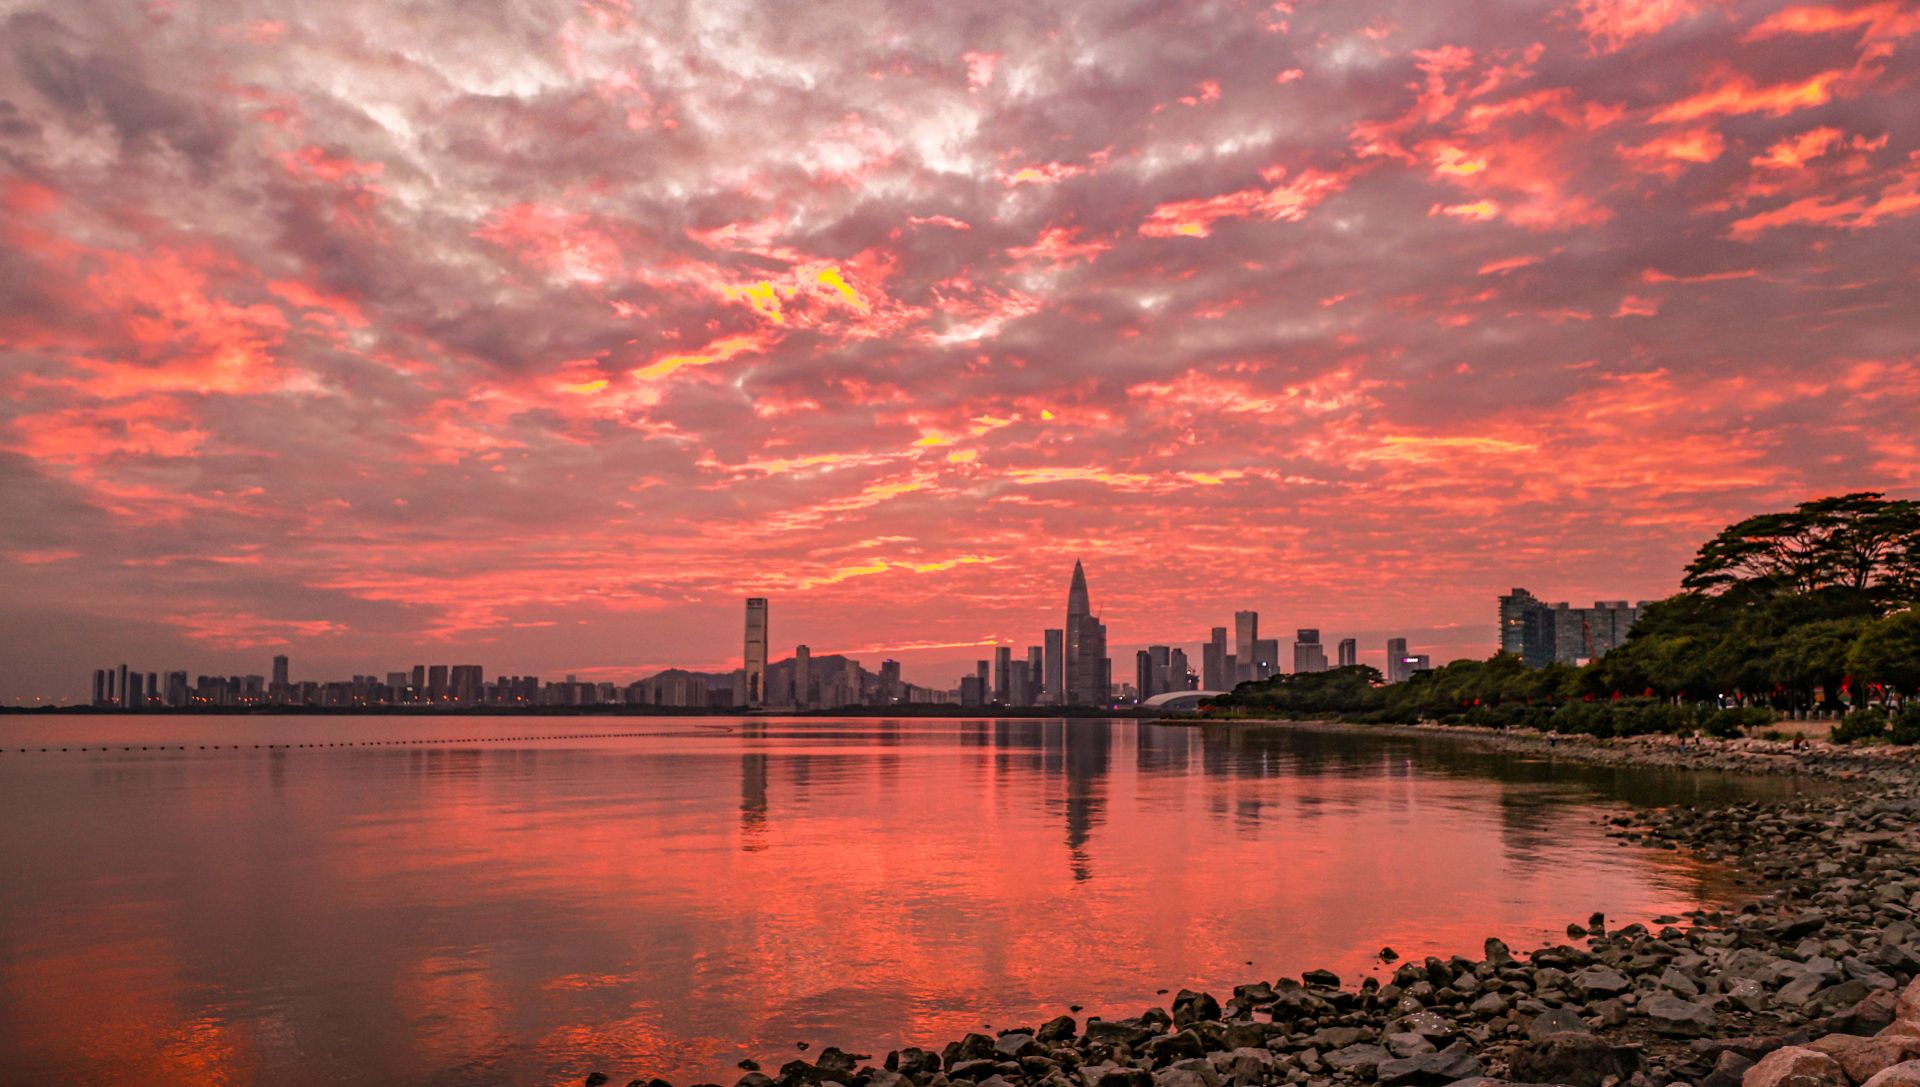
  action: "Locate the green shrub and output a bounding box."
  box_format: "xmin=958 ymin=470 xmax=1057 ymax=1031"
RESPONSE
xmin=1832 ymin=708 xmax=1889 ymax=745
xmin=1892 ymin=705 xmax=1920 ymax=746
xmin=1702 ymin=706 xmax=1773 ymax=739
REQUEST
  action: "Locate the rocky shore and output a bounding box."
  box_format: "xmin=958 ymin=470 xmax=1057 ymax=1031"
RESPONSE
xmin=589 ymin=728 xmax=1920 ymax=1087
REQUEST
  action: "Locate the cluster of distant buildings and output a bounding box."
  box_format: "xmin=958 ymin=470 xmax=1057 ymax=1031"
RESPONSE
xmin=1498 ymin=588 xmax=1648 ymax=668
xmin=82 ymin=571 xmax=1641 ymax=712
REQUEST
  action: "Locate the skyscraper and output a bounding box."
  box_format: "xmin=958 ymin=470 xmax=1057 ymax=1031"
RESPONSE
xmin=1386 ymin=637 xmax=1410 ymax=683
xmin=1203 ymin=626 xmax=1228 ymax=690
xmin=1135 ymin=649 xmax=1154 ymax=702
xmin=117 ymin=663 xmax=128 ymax=709
xmin=1168 ymin=647 xmax=1191 ymax=691
xmin=1043 ymin=628 xmax=1064 ymax=705
xmin=1233 ymin=611 xmax=1259 ymax=683
xmin=879 ymin=659 xmax=901 ymax=704
xmin=1253 ymin=637 xmax=1279 ymax=681
xmin=994 ymin=645 xmax=1012 ymax=704
xmin=272 ymin=654 xmax=289 ymax=689
xmin=1064 ymin=561 xmax=1109 ymax=706
xmin=92 ymin=669 xmax=106 ymax=707
xmin=794 ymin=644 xmax=812 ymax=709
xmin=1337 ymin=637 xmax=1357 ymax=668
xmin=744 ymin=598 xmax=768 ymax=708
xmin=1293 ymin=629 xmax=1327 ymax=674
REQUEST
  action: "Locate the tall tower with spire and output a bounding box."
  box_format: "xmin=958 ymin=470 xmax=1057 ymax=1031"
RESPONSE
xmin=1063 ymin=561 xmax=1109 ymax=706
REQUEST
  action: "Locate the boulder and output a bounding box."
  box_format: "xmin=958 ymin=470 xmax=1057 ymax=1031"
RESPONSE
xmin=1896 ymin=980 xmax=1920 ymax=1032
xmin=1508 ymin=1031 xmax=1631 ymax=1087
xmin=1643 ymin=991 xmax=1716 ymax=1036
xmin=1741 ymin=1046 xmax=1849 ymax=1087
xmin=1384 ymin=1032 xmax=1435 ymax=1059
xmin=1704 ymin=1051 xmax=1758 ymax=1087
xmin=1209 ymin=1048 xmax=1272 ymax=1087
xmin=1806 ymin=1034 xmax=1920 ymax=1085
xmin=1300 ymin=969 xmax=1340 ymax=988
xmin=1526 ymin=1008 xmax=1591 ymax=1040
xmin=1376 ymin=1041 xmax=1482 ymax=1086
xmin=1573 ymin=966 xmax=1632 ymax=998
xmin=1149 ymin=1064 xmax=1218 ymax=1087
xmin=1863 ymin=1063 xmax=1920 ymax=1087
xmin=1321 ymin=1043 xmax=1388 ymax=1076
xmin=1037 ymin=1017 xmax=1078 ymax=1044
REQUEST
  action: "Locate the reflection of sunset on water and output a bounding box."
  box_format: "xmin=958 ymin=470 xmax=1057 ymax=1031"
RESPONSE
xmin=0 ymin=717 xmax=1796 ymax=1085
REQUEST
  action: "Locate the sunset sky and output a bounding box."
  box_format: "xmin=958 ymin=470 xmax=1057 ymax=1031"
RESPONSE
xmin=3 ymin=0 xmax=1918 ymax=700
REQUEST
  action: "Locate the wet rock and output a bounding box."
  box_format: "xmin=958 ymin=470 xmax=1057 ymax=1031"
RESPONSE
xmin=1038 ymin=1016 xmax=1078 ymax=1044
xmin=1171 ymin=991 xmax=1221 ymax=1027
xmin=1300 ymin=969 xmax=1340 ymax=989
xmin=1742 ymin=1046 xmax=1849 ymax=1087
xmin=1145 ymin=1031 xmax=1207 ymax=1067
xmin=586 ymin=1076 xmax=611 ymax=1087
xmin=736 ymin=1075 xmax=776 ymax=1087
xmin=895 ymin=1049 xmax=941 ymax=1077
xmin=1509 ymin=1031 xmax=1631 ymax=1087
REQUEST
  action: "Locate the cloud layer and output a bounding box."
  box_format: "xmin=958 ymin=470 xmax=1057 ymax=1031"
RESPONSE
xmin=3 ymin=0 xmax=1918 ymax=698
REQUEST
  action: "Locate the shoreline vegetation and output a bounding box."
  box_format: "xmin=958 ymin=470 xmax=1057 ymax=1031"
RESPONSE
xmin=589 ymin=723 xmax=1920 ymax=1087
xmin=1202 ymin=493 xmax=1920 ymax=753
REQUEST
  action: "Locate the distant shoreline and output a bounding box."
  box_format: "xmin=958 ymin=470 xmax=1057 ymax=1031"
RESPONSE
xmin=0 ymin=704 xmax=1161 ymax=719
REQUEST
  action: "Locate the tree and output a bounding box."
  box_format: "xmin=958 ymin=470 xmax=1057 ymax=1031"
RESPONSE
xmin=1682 ymin=492 xmax=1920 ymax=606
xmin=1848 ymin=611 xmax=1920 ymax=695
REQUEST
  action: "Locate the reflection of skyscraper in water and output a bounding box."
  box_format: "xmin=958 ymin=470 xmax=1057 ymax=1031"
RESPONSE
xmin=740 ymin=747 xmax=769 ymax=851
xmin=1058 ymin=719 xmax=1111 ymax=881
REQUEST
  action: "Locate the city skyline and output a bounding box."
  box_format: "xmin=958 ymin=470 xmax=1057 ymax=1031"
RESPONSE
xmin=5 ymin=0 xmax=1919 ymax=705
xmin=59 ymin=560 xmax=1527 ymax=709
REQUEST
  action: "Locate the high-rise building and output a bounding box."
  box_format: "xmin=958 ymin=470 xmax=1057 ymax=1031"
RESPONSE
xmin=427 ymin=665 xmax=449 ymax=701
xmin=1063 ymin=561 xmax=1109 ymax=706
xmin=1293 ymin=629 xmax=1327 ymax=674
xmin=1386 ymin=638 xmax=1410 ymax=683
xmin=92 ymin=669 xmax=107 ymax=707
xmin=1501 ymin=588 xmax=1643 ymax=668
xmin=1203 ymin=626 xmax=1228 ymax=690
xmin=879 ymin=659 xmax=901 ymax=704
xmin=743 ymin=598 xmax=769 ymax=708
xmin=1337 ymin=638 xmax=1357 ymax=668
xmin=1405 ymin=654 xmax=1432 ymax=676
xmin=117 ymin=664 xmax=128 ymax=709
xmin=272 ymin=654 xmax=289 ymax=689
xmin=959 ymin=674 xmax=985 ymax=706
xmin=794 ymin=644 xmax=812 ymax=709
xmin=994 ymin=645 xmax=1012 ymax=704
xmin=1135 ymin=650 xmax=1155 ymax=702
xmin=451 ymin=664 xmax=484 ymax=704
xmin=1026 ymin=646 xmax=1042 ymax=702
xmin=1043 ymin=629 xmax=1064 ymax=706
xmin=166 ymin=671 xmax=189 ymax=707
xmin=1008 ymin=660 xmax=1031 ymax=707
xmin=1234 ymin=611 xmax=1259 ymax=684
xmin=1253 ymin=637 xmax=1279 ymax=681
xmin=1168 ymin=647 xmax=1191 ymax=691
xmin=975 ymin=660 xmax=989 ymax=700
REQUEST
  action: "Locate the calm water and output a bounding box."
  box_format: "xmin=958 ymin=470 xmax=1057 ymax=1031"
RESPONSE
xmin=0 ymin=716 xmax=1812 ymax=1086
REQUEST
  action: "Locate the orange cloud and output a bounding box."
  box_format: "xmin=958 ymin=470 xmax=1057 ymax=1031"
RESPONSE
xmin=1138 ymin=166 xmax=1353 ymax=238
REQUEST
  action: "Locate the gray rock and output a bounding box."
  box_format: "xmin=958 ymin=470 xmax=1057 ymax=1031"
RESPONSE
xmin=1376 ymin=1042 xmax=1482 ymax=1086
xmin=1384 ymin=1032 xmax=1435 ymax=1059
xmin=1321 ymin=1044 xmax=1388 ymax=1075
xmin=1641 ymin=991 xmax=1715 ymax=1036
xmin=1526 ymin=1008 xmax=1590 ymax=1040
xmin=1572 ymin=966 xmax=1632 ymax=998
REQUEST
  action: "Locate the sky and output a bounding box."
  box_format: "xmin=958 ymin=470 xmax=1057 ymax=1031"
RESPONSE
xmin=2 ymin=0 xmax=1918 ymax=702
